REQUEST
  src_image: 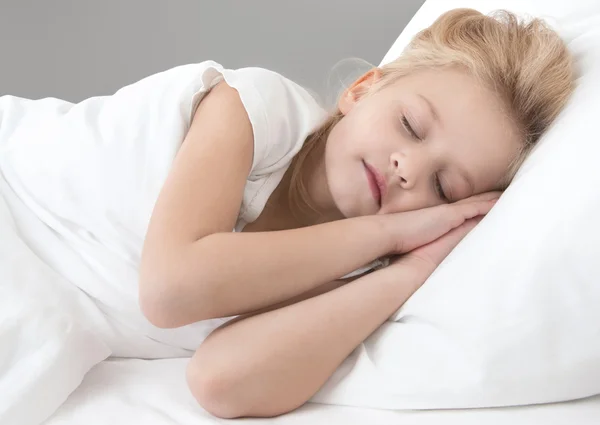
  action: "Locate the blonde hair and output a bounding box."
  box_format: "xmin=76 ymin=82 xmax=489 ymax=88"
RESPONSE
xmin=288 ymin=8 xmax=575 ymax=217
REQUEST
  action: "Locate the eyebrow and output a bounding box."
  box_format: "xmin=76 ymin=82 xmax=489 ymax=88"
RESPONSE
xmin=418 ymin=94 xmax=440 ymax=122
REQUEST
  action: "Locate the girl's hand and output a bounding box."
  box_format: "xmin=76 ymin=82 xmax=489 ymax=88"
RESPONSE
xmin=382 ymin=192 xmax=499 ymax=255
xmin=391 ymin=215 xmax=485 ymax=280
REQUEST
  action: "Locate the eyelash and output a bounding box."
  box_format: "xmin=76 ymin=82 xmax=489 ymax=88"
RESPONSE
xmin=401 ymin=115 xmax=421 ymax=141
xmin=401 ymin=114 xmax=447 ymax=202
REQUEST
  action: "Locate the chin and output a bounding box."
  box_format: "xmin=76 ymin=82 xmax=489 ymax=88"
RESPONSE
xmin=325 ymin=163 xmax=371 ymax=218
xmin=333 ymin=197 xmax=369 ymax=219
xmin=329 ymin=182 xmax=374 ymax=218
xmin=328 ymin=195 xmax=353 ymax=219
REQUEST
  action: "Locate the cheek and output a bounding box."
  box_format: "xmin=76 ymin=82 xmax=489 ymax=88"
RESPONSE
xmin=325 ymin=120 xmax=363 ymax=167
xmin=328 ymin=117 xmax=356 ymax=149
xmin=323 ymin=135 xmax=346 ymax=192
xmin=324 ymin=136 xmax=354 ymax=188
xmin=331 ymin=110 xmax=380 ymax=151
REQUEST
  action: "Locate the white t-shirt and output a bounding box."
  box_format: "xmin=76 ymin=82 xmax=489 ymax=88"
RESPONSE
xmin=193 ymin=62 xmax=328 ymax=230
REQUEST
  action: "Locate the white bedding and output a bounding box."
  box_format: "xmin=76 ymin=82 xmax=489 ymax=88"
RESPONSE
xmin=46 ymin=358 xmax=600 ymax=425
xmin=2 ymin=0 xmax=600 ymax=423
xmin=0 ymin=65 xmax=234 ymax=425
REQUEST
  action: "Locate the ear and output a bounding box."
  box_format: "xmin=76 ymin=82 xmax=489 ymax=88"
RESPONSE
xmin=338 ymin=68 xmax=383 ymax=115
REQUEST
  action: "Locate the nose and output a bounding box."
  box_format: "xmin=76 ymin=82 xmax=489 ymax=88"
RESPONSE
xmin=389 ymin=151 xmax=418 ymax=189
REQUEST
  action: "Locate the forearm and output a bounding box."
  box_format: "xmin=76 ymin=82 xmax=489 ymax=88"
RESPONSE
xmin=159 ymin=215 xmax=392 ymax=325
xmin=187 ymin=263 xmax=425 ymax=419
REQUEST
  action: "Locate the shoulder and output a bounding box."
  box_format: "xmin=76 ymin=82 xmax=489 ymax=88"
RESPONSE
xmin=217 ymin=65 xmax=327 ymax=132
xmin=228 ymin=67 xmax=321 ymax=113
xmin=211 ymin=65 xmax=328 ymax=172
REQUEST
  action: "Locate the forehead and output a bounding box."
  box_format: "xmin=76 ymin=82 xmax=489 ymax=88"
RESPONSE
xmin=385 ymin=67 xmax=522 ymax=191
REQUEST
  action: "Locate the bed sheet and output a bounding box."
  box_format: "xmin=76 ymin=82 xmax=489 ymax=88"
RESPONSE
xmin=44 ymin=358 xmax=600 ymax=425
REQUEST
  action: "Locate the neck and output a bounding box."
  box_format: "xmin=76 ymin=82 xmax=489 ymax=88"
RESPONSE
xmin=295 ymin=145 xmax=343 ymax=225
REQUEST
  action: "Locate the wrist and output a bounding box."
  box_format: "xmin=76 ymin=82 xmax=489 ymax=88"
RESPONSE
xmin=362 ymin=214 xmax=395 ymax=255
xmin=384 ymin=257 xmax=432 ymax=294
xmin=357 ymin=260 xmax=427 ymax=312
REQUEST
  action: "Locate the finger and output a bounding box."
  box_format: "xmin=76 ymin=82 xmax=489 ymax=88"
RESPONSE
xmin=452 ymin=199 xmax=497 ymax=222
xmin=435 ymin=219 xmax=478 ymax=250
xmin=406 ymin=216 xmax=484 ymax=269
xmin=461 ymin=215 xmax=484 ymax=229
xmin=444 ymin=216 xmax=482 ymax=243
xmin=454 ymin=191 xmax=502 ymax=205
xmin=434 ymin=216 xmax=483 ymax=245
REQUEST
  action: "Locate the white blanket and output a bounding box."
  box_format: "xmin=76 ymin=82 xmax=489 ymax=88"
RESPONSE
xmin=46 ymin=358 xmax=600 ymax=425
xmin=0 ymin=64 xmax=235 ymax=425
xmin=0 ymin=175 xmax=110 ymax=425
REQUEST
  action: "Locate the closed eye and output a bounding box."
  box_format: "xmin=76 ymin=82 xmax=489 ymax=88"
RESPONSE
xmin=401 ymin=115 xmax=421 ymax=141
xmin=435 ymin=173 xmax=450 ymax=203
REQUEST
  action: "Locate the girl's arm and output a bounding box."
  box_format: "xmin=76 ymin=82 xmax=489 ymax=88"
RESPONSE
xmin=139 ymin=81 xmax=394 ymax=328
xmin=186 ymin=260 xmax=425 ymax=419
xmin=139 ymin=81 xmax=496 ymax=328
xmin=186 ymin=217 xmax=484 ymax=419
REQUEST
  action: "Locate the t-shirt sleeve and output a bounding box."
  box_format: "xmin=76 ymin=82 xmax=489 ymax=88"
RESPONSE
xmin=196 ymin=63 xmax=328 ymax=176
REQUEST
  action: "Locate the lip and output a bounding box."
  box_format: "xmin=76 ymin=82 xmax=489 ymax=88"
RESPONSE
xmin=363 ymin=160 xmax=387 ymax=207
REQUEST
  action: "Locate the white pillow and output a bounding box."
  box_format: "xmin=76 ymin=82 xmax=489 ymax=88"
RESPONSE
xmin=312 ymin=0 xmax=600 ymax=409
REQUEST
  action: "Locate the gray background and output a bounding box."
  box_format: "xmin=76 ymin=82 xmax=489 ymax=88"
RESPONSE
xmin=0 ymin=0 xmax=424 ymax=103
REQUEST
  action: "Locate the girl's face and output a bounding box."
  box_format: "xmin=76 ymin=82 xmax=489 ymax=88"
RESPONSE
xmin=323 ymin=67 xmax=522 ymax=218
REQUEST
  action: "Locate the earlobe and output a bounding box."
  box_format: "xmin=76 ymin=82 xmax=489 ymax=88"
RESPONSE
xmin=337 ymin=68 xmax=383 ymax=115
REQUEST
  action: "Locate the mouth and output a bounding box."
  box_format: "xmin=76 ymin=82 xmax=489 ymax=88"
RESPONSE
xmin=362 ymin=160 xmax=386 ymax=208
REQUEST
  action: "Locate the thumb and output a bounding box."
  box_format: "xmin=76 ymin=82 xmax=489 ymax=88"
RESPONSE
xmin=408 ymin=216 xmax=484 ymax=268
xmin=439 ymin=215 xmax=483 ymax=246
